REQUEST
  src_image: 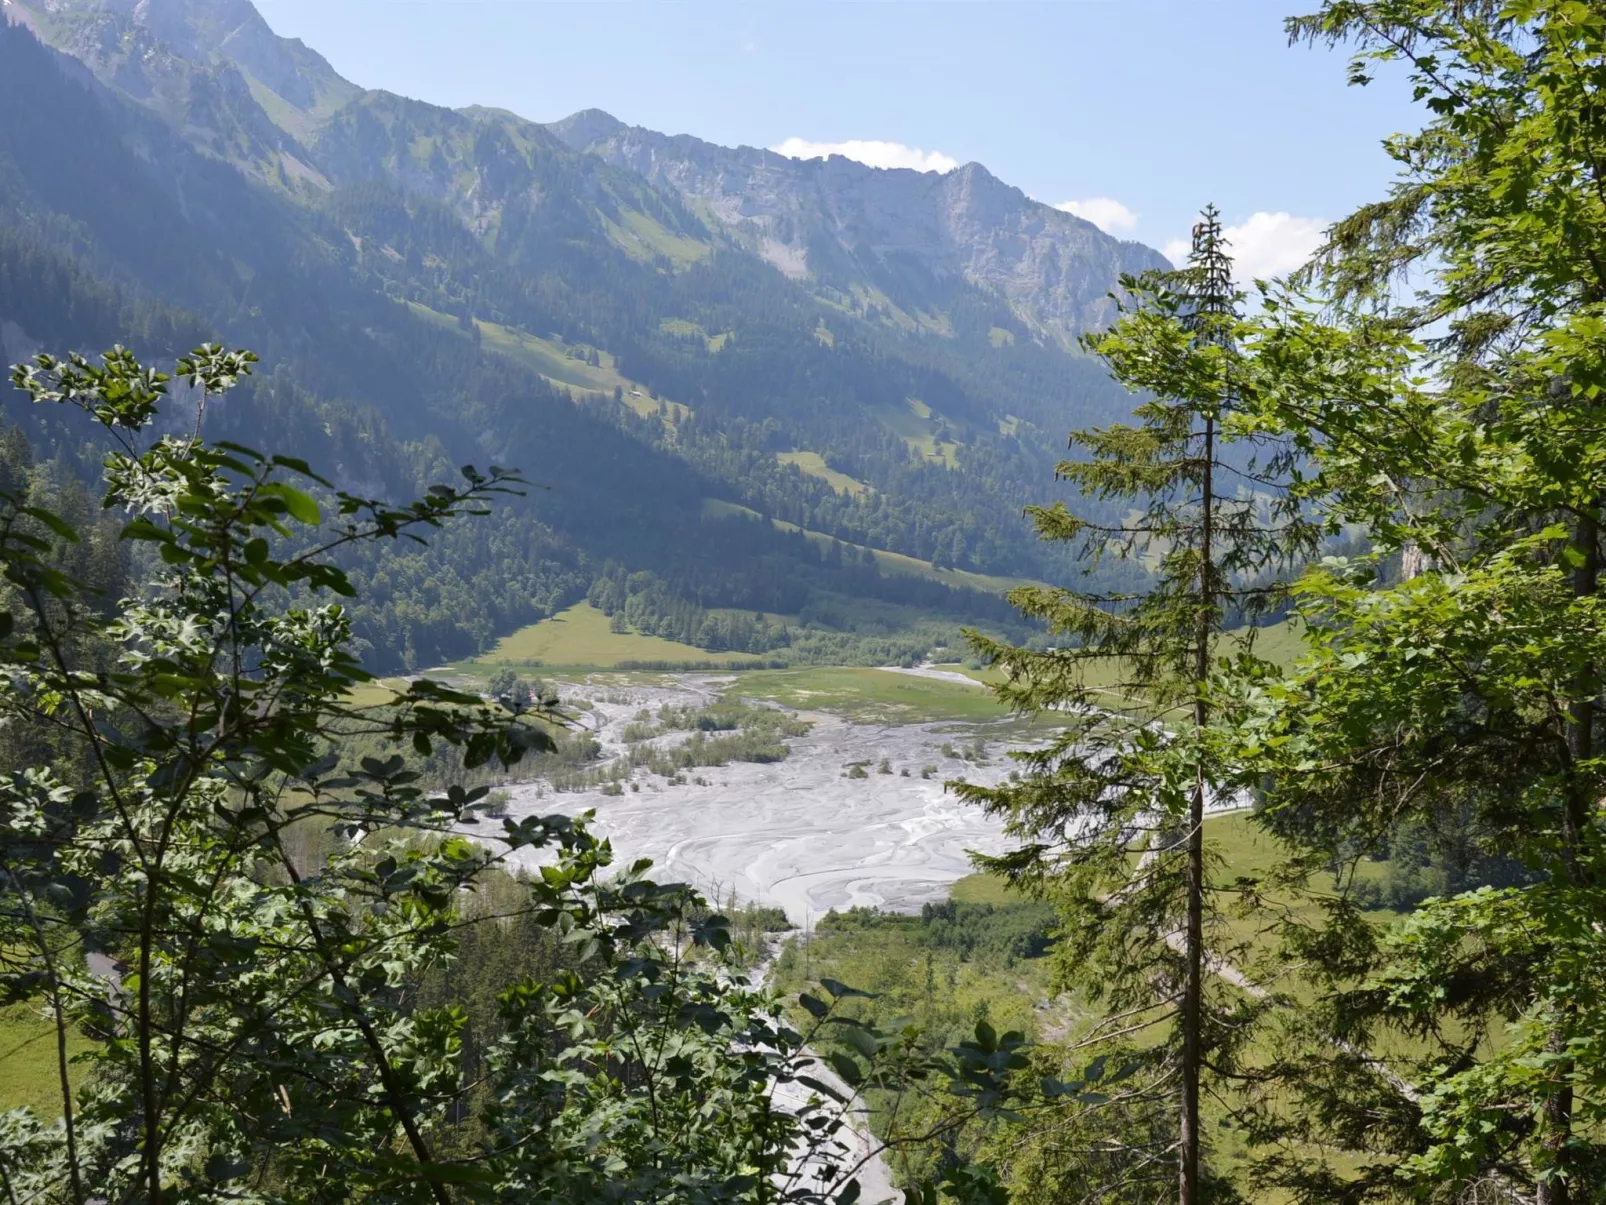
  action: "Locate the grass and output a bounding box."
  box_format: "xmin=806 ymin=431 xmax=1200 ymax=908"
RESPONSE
xmin=601 ymin=207 xmax=710 ymax=268
xmin=464 ymin=603 xmax=759 ymax=672
xmin=658 ymin=318 xmax=730 ymax=352
xmin=342 ymin=677 xmax=413 ymax=708
xmin=405 ymin=301 xmax=692 ymax=420
xmin=1002 ymin=617 xmax=1312 ymax=725
xmin=863 ymin=543 xmax=1021 ymax=593
xmin=1206 ymin=808 xmax=1401 ymax=975
xmin=1234 ymin=615 xmax=1306 ymax=669
xmin=796 ymin=812 xmax=1428 ymax=1199
xmin=474 ymin=321 xmax=626 ymax=394
xmin=698 ymin=498 xmax=1031 ymax=595
xmin=776 ymin=451 xmax=872 ymax=497
xmin=0 ymin=1003 xmax=93 ymax=1117
xmin=729 ymin=666 xmax=1017 ymax=724
xmin=876 ymin=398 xmax=961 ymax=468
xmin=949 ymin=872 xmax=1024 ymax=906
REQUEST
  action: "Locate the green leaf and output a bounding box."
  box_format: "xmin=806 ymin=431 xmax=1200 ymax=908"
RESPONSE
xmin=819 ymin=977 xmax=875 ymax=1000
xmin=275 ymin=484 xmax=321 ymax=525
xmin=21 ymin=506 xmax=78 ymax=543
xmin=826 ymin=1051 xmax=862 ymax=1087
xmin=418 ymin=1162 xmax=498 ymax=1186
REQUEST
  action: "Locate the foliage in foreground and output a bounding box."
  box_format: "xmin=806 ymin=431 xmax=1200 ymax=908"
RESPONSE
xmin=0 ymin=346 xmax=1038 ymax=1202
xmin=966 ymin=2 xmax=1606 ymax=1203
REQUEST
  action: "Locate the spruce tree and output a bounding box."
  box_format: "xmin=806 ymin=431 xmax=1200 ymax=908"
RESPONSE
xmin=961 ymin=209 xmax=1310 ymax=1202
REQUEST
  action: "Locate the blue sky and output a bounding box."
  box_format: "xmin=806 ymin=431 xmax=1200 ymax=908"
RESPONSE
xmin=255 ymin=0 xmax=1421 ymax=277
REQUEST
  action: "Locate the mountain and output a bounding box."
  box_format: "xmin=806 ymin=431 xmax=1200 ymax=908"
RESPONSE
xmin=546 ymin=109 xmax=1167 ymax=344
xmin=0 ymin=0 xmax=1166 ymax=672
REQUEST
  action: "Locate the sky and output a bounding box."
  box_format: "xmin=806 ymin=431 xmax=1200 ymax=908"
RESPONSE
xmin=254 ymin=0 xmax=1421 ymax=279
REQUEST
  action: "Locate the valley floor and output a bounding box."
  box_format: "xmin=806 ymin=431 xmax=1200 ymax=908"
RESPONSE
xmin=483 ymin=672 xmax=1029 ymax=920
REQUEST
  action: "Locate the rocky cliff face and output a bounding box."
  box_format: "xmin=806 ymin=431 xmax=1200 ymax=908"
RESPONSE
xmin=2 ymin=0 xmax=355 ymax=191
xmin=547 ymin=109 xmax=1169 ymax=342
xmin=5 ymin=0 xmax=1169 ymax=346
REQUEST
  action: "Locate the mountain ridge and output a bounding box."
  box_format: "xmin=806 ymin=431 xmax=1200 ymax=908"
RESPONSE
xmin=5 ymin=0 xmax=1168 ymax=343
xmin=544 ymin=107 xmax=1168 ymax=342
xmin=0 ymin=0 xmax=1161 ymax=671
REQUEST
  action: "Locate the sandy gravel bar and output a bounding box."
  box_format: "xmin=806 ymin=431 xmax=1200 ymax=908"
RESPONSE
xmin=489 ymin=676 xmax=1024 ymax=922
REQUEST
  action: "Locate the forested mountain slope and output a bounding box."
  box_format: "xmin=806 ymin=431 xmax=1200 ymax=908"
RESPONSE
xmin=0 ymin=0 xmax=1162 ymax=670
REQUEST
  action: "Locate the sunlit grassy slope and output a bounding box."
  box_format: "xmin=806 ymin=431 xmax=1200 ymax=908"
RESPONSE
xmin=405 ymin=302 xmax=692 ymax=420
xmin=876 ymin=398 xmax=961 ymax=467
xmin=0 ymin=1003 xmax=93 ymax=1118
xmin=730 ymin=666 xmax=1014 ymax=724
xmin=776 ymin=451 xmax=872 ymax=497
xmin=342 ymin=677 xmax=413 ymax=707
xmin=699 ymin=498 xmax=1028 ymax=596
xmin=463 ymin=602 xmax=761 ymax=671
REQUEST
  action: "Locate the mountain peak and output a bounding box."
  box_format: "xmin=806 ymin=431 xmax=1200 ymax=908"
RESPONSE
xmin=540 ymin=115 xmax=1166 ymax=339
xmin=547 ymin=108 xmax=627 ymax=150
xmin=7 ymin=0 xmax=357 ymax=138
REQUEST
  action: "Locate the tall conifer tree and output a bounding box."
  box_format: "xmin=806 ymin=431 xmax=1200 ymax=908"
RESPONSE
xmin=961 ymin=209 xmax=1309 ymax=1203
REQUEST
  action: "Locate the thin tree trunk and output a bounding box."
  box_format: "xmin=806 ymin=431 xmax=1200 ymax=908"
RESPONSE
xmin=278 ymin=855 xmax=455 ymax=1205
xmin=7 ymin=866 xmax=85 ymax=1205
xmin=1180 ymin=413 xmax=1214 ymax=1205
xmin=1538 ymin=508 xmax=1598 ymax=1205
xmin=140 ymin=875 xmax=163 ymax=1204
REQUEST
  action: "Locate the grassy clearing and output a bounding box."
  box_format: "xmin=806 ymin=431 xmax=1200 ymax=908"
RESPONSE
xmin=406 ymin=301 xmax=624 ymax=392
xmin=929 ymin=662 xmax=1007 ymax=687
xmin=949 ymin=871 xmax=1024 ymax=906
xmin=657 ymin=318 xmax=730 ymax=352
xmin=877 ymin=398 xmax=961 ymax=467
xmin=729 ymin=666 xmax=1017 ymax=724
xmin=776 ymin=450 xmax=871 ymax=497
xmin=862 ymin=542 xmax=1020 ymax=593
xmin=795 ymin=813 xmax=1425 ymax=1197
xmin=1207 ymin=809 xmax=1401 ymax=976
xmin=406 ymin=301 xmax=692 ymax=420
xmin=1235 ymin=615 xmax=1305 ymax=669
xmin=474 ymin=321 xmax=626 ymax=394
xmin=700 ymin=497 xmax=760 ymax=522
xmin=464 ymin=603 xmax=756 ymax=672
xmin=601 ymin=208 xmax=710 ymax=268
xmin=698 ymin=497 xmax=1029 ymax=595
xmin=769 ymin=515 xmax=1025 ymax=593
xmin=342 ymin=677 xmax=412 ymax=708
xmin=0 ymin=1003 xmax=92 ymax=1116
xmin=998 ymin=617 xmax=1311 ymax=725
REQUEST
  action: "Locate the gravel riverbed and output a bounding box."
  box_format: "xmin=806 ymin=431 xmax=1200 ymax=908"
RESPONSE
xmin=488 ymin=673 xmax=1026 ymax=921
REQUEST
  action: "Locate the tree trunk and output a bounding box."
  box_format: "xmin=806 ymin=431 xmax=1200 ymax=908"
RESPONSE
xmin=1537 ymin=507 xmax=1599 ymax=1205
xmin=1180 ymin=777 xmax=1205 ymax=1205
xmin=1180 ymin=413 xmax=1214 ymax=1205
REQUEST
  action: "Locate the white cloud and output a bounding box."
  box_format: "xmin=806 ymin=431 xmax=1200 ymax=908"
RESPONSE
xmin=770 ymin=137 xmax=958 ymax=174
xmin=1054 ymin=197 xmax=1139 ymax=235
xmin=1162 ymin=211 xmax=1327 ymax=281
